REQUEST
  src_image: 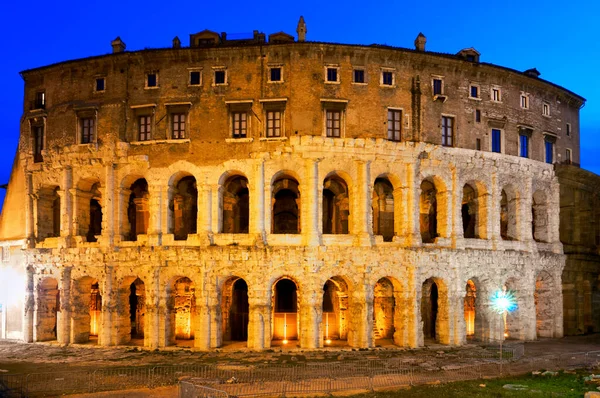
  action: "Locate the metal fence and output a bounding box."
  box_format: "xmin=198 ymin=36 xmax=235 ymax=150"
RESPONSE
xmin=0 ymin=347 xmax=598 ymax=398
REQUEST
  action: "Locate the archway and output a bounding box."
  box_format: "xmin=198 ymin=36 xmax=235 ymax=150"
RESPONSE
xmin=221 ymin=277 xmax=249 ymax=344
xmin=170 ymin=277 xmax=195 ymax=346
xmin=532 ymin=190 xmax=549 ymax=242
xmin=171 ymin=176 xmax=198 ymax=240
xmin=373 ymin=277 xmax=403 ymax=345
xmin=322 ymin=277 xmax=350 ymax=345
xmin=535 ymin=271 xmax=557 ymax=338
xmin=222 ymin=176 xmax=249 ymax=233
xmin=500 ymin=187 xmax=518 ymax=241
xmin=71 ymin=277 xmax=101 ymax=344
xmin=464 ymin=280 xmax=477 ymax=339
xmin=35 ymin=277 xmax=59 ymax=342
xmin=421 ymin=277 xmax=449 ymax=344
xmin=420 ymin=180 xmax=438 ymax=243
xmin=272 ymin=175 xmax=300 ymax=234
xmin=127 ymin=179 xmax=149 ymax=241
xmin=128 ymin=278 xmax=146 ymax=342
xmin=272 ymin=278 xmax=298 ymax=345
xmin=462 ymin=184 xmax=477 ymax=238
xmin=323 ymin=174 xmax=349 ymax=234
xmin=36 ymin=186 xmax=61 ymax=241
xmin=74 ymin=179 xmax=102 ymax=242
xmin=372 ymin=178 xmax=394 ymax=242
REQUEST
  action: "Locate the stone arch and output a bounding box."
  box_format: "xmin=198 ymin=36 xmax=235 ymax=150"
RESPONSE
xmin=271 ymin=277 xmax=299 ymax=344
xmin=74 ymin=177 xmax=103 ymax=242
xmin=321 ymin=276 xmax=351 ymax=344
xmin=272 ymin=173 xmax=301 ymax=234
xmin=500 ymin=185 xmax=519 ymax=241
xmin=420 ymin=176 xmax=450 ymax=241
xmin=221 ymin=174 xmax=249 ymax=233
xmin=71 ymin=276 xmax=101 ymax=344
xmin=373 ymin=277 xmax=404 ymax=345
xmin=220 ymin=276 xmax=249 ymax=344
xmin=117 ymin=276 xmax=146 ymax=344
xmin=126 ymin=178 xmax=149 ymax=241
xmin=34 ymin=277 xmax=59 ymax=342
xmin=461 ymin=181 xmax=488 ymax=239
xmin=420 ymin=277 xmax=450 ymax=344
xmin=36 ymin=185 xmax=61 ymax=241
xmin=168 ymin=173 xmax=198 ymax=240
xmin=532 ymin=190 xmax=549 ymax=242
xmin=164 ymin=276 xmax=196 ymax=346
xmin=535 ymin=271 xmax=559 ymax=338
xmin=372 ymin=177 xmax=394 ymax=242
xmin=323 ymin=172 xmax=351 ymax=234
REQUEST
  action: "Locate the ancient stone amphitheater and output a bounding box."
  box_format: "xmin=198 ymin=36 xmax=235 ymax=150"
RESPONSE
xmin=0 ymin=18 xmax=591 ymax=351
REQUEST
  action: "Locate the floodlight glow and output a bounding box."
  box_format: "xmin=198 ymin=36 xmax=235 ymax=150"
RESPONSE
xmin=490 ymin=290 xmax=517 ymax=314
xmin=325 ymin=339 xmax=332 ymax=345
xmin=283 ymin=339 xmax=288 ymax=345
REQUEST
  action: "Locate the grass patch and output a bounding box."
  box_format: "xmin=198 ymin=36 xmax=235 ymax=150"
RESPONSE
xmin=350 ymin=371 xmax=593 ymax=397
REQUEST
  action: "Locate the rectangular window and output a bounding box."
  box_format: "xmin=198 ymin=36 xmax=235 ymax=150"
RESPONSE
xmin=382 ymin=71 xmax=394 ymax=86
xmin=475 ymin=109 xmax=481 ymax=123
xmin=519 ymin=134 xmax=529 ymax=158
xmin=387 ymin=109 xmax=401 ymax=141
xmin=476 ymin=138 xmax=481 ymax=150
xmin=33 ymin=125 xmax=44 ymax=163
xmin=433 ymin=79 xmax=443 ymax=95
xmin=441 ymin=116 xmax=454 ymax=147
xmin=492 ymin=88 xmax=501 ymax=102
xmin=138 ymin=115 xmax=151 ymax=141
xmin=470 ymin=85 xmax=479 ymax=98
xmin=172 ymin=113 xmax=186 ymax=139
xmin=35 ymin=91 xmax=46 ymax=109
xmin=269 ymin=67 xmax=282 ymax=82
xmin=566 ymin=148 xmax=572 ymax=164
xmin=326 ymin=110 xmax=341 ymax=137
xmin=266 ymin=110 xmax=282 ymax=137
xmin=520 ymin=94 xmax=529 ymax=109
xmin=353 ymin=69 xmax=365 ymax=83
xmin=80 ymin=117 xmax=95 ymax=144
xmin=566 ymin=123 xmax=571 ymax=136
xmin=232 ymin=112 xmax=247 ymax=138
xmin=189 ymin=71 xmax=201 ymax=86
xmin=147 ymin=73 xmax=157 ymax=88
xmin=95 ymin=78 xmax=105 ymax=92
xmin=491 ymin=129 xmax=501 ymax=153
xmin=326 ymin=67 xmax=338 ymax=83
xmin=214 ymin=70 xmax=226 ymax=85
xmin=545 ymin=140 xmax=554 ymax=164
xmin=543 ymin=103 xmax=550 ymax=116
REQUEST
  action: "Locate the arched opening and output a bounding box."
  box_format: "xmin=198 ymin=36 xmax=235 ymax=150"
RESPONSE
xmin=222 ymin=176 xmax=249 ymax=233
xmin=272 ymin=175 xmax=300 ymax=234
xmin=36 ymin=186 xmax=61 ymax=241
xmin=71 ymin=277 xmax=101 ymax=344
xmin=420 ymin=180 xmax=438 ymax=243
xmin=323 ymin=174 xmax=349 ymax=234
xmin=535 ymin=271 xmax=556 ymax=338
xmin=221 ymin=277 xmax=249 ymax=344
xmin=169 ymin=277 xmax=196 ymax=346
xmin=421 ymin=277 xmax=449 ymax=344
xmin=74 ymin=179 xmax=103 ymax=242
xmin=171 ymin=176 xmax=198 ymax=240
xmin=372 ymin=178 xmax=394 ymax=242
xmin=87 ymin=198 xmax=103 ymax=242
xmin=322 ymin=277 xmax=349 ymax=345
xmin=129 ymin=278 xmax=146 ymax=342
xmin=272 ymin=278 xmax=298 ymax=344
xmin=501 ymin=186 xmax=518 ymax=241
xmin=373 ymin=277 xmax=403 ymax=344
xmin=532 ymin=190 xmax=549 ymax=242
xmin=500 ymin=190 xmax=509 ymax=240
xmin=35 ymin=277 xmax=59 ymax=342
xmin=127 ymin=179 xmax=149 ymax=241
xmin=464 ymin=280 xmax=477 ymax=339
xmin=462 ymin=184 xmax=477 ymax=238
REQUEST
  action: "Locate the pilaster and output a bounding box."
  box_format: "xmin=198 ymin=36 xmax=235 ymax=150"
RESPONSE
xmin=353 ymin=160 xmax=373 ymax=246
xmin=302 ymin=158 xmax=321 ymax=246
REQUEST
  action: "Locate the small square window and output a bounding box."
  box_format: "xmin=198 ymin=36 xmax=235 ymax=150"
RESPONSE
xmin=491 ymin=87 xmax=501 ymax=102
xmin=520 ymin=94 xmax=529 ymax=109
xmin=475 ymin=109 xmax=481 ymax=123
xmin=147 ymin=73 xmax=157 ymax=88
xmin=433 ymin=79 xmax=443 ymax=95
xmin=190 ymin=71 xmax=201 ymax=86
xmin=470 ymin=85 xmax=479 ymax=98
xmin=566 ymin=123 xmax=571 ymax=136
xmin=353 ymin=69 xmax=365 ymax=84
xmin=269 ymin=67 xmax=282 ymax=82
xmin=382 ymin=71 xmax=394 ymax=86
xmin=95 ymin=78 xmax=105 ymax=92
xmin=543 ymin=103 xmax=550 ymax=116
xmin=80 ymin=117 xmax=95 ymax=144
xmin=326 ymin=67 xmax=338 ymax=83
xmin=232 ymin=112 xmax=248 ymax=138
xmin=214 ymin=70 xmax=227 ymax=85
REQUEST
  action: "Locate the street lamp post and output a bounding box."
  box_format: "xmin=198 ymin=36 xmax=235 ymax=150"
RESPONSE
xmin=490 ymin=288 xmax=517 ymax=375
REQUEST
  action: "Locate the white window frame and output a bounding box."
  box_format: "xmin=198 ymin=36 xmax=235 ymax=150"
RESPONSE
xmin=145 ymin=72 xmax=159 ymax=89
xmin=520 ymin=92 xmax=529 ymax=109
xmin=380 ymin=68 xmax=396 ymax=88
xmin=542 ymin=102 xmax=551 ymax=117
xmin=212 ymin=66 xmax=228 ymax=86
xmin=268 ymin=64 xmax=284 ymax=84
xmin=188 ymin=68 xmax=203 ymax=87
xmin=352 ymin=67 xmax=367 ymax=85
xmin=469 ymin=84 xmax=481 ymax=100
xmin=324 ymin=65 xmax=340 ymax=84
xmin=491 ymin=86 xmax=502 ymax=102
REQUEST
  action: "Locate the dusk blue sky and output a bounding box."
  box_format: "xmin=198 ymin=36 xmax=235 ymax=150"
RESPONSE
xmin=0 ymin=0 xmax=598 ymax=208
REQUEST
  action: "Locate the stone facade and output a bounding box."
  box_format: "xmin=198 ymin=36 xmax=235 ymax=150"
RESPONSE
xmin=0 ymin=20 xmax=588 ymax=349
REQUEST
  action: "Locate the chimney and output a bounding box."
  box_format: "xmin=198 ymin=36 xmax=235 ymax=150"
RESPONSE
xmin=524 ymin=68 xmax=541 ymax=78
xmin=111 ymin=37 xmax=126 ymax=53
xmin=414 ymin=33 xmax=426 ymax=52
xmin=172 ymin=36 xmax=181 ymax=48
xmin=297 ymin=16 xmax=307 ymax=42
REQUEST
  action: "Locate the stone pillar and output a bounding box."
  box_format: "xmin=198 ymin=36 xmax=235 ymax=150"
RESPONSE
xmin=23 ymin=268 xmax=34 ymax=342
xmin=197 ymin=184 xmax=213 ymax=245
xmin=101 ymin=163 xmax=116 ymax=245
xmin=521 ymin=177 xmax=534 ymax=245
xmin=247 ymin=289 xmax=271 ymax=350
xmin=99 ymin=267 xmax=116 ymax=346
xmin=116 ymin=188 xmax=132 ymax=240
xmin=353 ymin=160 xmax=373 ymax=246
xmin=450 ymin=168 xmax=462 ymax=248
xmin=448 ymin=291 xmax=465 ymax=346
xmin=549 ymin=181 xmax=562 ymax=250
xmin=299 ymin=291 xmax=321 ymax=349
xmin=57 ymin=267 xmax=72 ymax=344
xmin=302 ymin=158 xmax=321 ymax=246
xmin=211 ymin=184 xmax=222 ymax=234
xmin=142 ymin=269 xmax=160 ymax=349
xmin=397 ymin=276 xmax=419 ymax=348
xmin=194 ymin=282 xmax=219 ymax=349
xmin=250 ymin=160 xmax=266 ymax=242
xmin=405 ymin=163 xmax=421 ymax=246
xmin=61 ymin=167 xmax=73 ymax=241
xmin=25 ymin=171 xmax=35 ymax=247
xmin=490 ymin=173 xmax=500 ymax=248
xmin=348 ymin=285 xmax=373 ymax=348
xmin=147 ymin=184 xmax=163 ymax=245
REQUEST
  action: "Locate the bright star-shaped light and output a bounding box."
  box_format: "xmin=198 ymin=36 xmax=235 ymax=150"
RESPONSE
xmin=491 ymin=289 xmax=517 ymax=314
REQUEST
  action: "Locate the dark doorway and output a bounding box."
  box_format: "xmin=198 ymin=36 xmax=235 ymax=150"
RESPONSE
xmin=230 ymin=279 xmax=249 ymax=341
